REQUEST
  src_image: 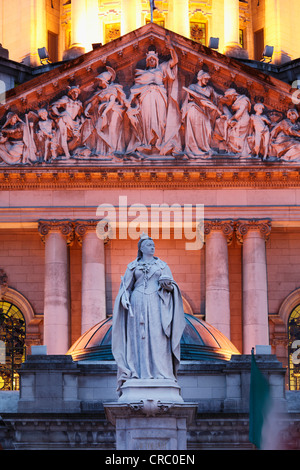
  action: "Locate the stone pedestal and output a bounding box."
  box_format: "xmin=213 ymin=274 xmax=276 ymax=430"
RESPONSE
xmin=104 ymin=378 xmax=196 ymax=450
xmin=118 ymin=378 xmax=183 ymax=403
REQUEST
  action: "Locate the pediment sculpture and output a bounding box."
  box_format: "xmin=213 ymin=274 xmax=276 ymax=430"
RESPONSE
xmin=0 ymin=36 xmax=299 ymax=166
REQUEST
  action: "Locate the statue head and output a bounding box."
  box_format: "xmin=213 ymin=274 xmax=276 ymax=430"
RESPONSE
xmin=197 ymin=70 xmax=210 ymax=85
xmin=96 ymin=66 xmax=116 ymax=88
xmin=3 ymin=112 xmax=22 ymax=128
xmin=287 ymin=108 xmax=299 ymax=123
xmin=67 ymin=86 xmax=80 ymax=99
xmin=146 ymin=50 xmax=159 ymax=68
xmin=137 ymin=233 xmax=155 ymax=259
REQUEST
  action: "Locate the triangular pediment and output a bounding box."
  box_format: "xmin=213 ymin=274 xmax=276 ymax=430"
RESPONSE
xmin=0 ymin=23 xmax=299 ymax=174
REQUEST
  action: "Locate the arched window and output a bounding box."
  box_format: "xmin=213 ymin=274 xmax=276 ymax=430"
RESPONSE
xmin=288 ymin=304 xmax=300 ymax=390
xmin=0 ymin=301 xmax=26 ymax=391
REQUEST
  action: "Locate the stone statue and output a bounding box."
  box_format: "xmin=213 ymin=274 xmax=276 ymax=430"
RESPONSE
xmin=181 ymin=70 xmax=223 ymax=157
xmin=34 ymin=108 xmax=58 ymax=162
xmin=126 ymin=36 xmax=181 ymax=156
xmin=216 ymin=88 xmax=251 ymax=156
xmin=269 ymin=108 xmax=300 ymax=161
xmin=0 ymin=112 xmax=36 ymax=164
xmin=81 ymin=66 xmax=126 ymax=158
xmin=50 ymin=85 xmax=83 ymax=159
xmin=111 ymin=234 xmax=186 ymax=396
xmin=248 ymin=103 xmax=271 ymax=160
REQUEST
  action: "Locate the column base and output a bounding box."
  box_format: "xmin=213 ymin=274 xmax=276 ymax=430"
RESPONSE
xmin=63 ymin=44 xmax=85 ymax=61
xmin=224 ymin=44 xmax=249 ymax=59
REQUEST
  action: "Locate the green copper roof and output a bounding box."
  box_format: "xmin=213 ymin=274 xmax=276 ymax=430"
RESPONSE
xmin=67 ymin=314 xmax=240 ymax=362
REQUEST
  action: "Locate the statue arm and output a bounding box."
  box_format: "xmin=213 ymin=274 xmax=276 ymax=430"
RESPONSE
xmin=166 ymin=35 xmax=178 ymax=68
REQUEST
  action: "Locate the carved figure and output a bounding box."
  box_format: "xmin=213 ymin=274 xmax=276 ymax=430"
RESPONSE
xmin=35 ymin=108 xmax=58 ymax=161
xmin=81 ymin=67 xmax=126 ymax=157
xmin=269 ymin=108 xmax=300 ymax=161
xmin=50 ymin=85 xmax=83 ymax=159
xmin=126 ymin=36 xmax=181 ymax=156
xmin=181 ymin=71 xmax=223 ymax=157
xmin=216 ymin=88 xmax=251 ymax=156
xmin=0 ymin=112 xmax=36 ymax=164
xmin=248 ymin=103 xmax=271 ymax=160
xmin=112 ymin=234 xmax=186 ymax=395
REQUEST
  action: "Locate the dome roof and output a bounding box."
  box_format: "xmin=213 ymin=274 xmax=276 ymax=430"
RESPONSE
xmin=67 ymin=314 xmax=240 ymax=362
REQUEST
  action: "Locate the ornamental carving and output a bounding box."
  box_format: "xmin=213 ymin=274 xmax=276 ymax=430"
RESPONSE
xmin=235 ymin=219 xmax=272 ymax=243
xmin=204 ymin=220 xmax=235 ymax=244
xmin=0 ymin=27 xmax=297 ymax=167
xmin=38 ymin=220 xmax=75 ymax=245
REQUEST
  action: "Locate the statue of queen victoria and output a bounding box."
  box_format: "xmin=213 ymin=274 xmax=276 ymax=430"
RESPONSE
xmin=111 ymin=234 xmax=186 ymax=397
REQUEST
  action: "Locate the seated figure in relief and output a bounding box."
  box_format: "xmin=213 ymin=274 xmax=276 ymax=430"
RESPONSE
xmin=81 ymin=66 xmax=126 ymax=158
xmin=214 ymin=88 xmax=251 ymax=156
xmin=269 ymin=108 xmax=300 ymax=162
xmin=248 ymin=103 xmax=271 ymax=160
xmin=0 ymin=112 xmax=37 ymax=165
xmin=126 ymin=36 xmax=181 ymax=156
xmin=50 ymin=85 xmax=83 ymax=159
xmin=181 ymin=70 xmax=224 ymax=158
xmin=112 ymin=234 xmax=186 ymax=396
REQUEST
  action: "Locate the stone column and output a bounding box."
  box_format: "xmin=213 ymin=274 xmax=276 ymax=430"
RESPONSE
xmin=236 ymin=220 xmax=271 ymax=354
xmin=39 ymin=221 xmax=74 ymax=355
xmin=223 ymin=0 xmax=247 ymax=58
xmin=63 ymin=0 xmax=86 ymax=59
xmin=75 ymin=221 xmax=106 ymax=334
xmin=170 ymin=0 xmax=190 ymax=39
xmin=85 ymin=0 xmax=101 ymax=51
xmin=204 ymin=220 xmax=234 ymax=339
xmin=121 ymin=0 xmax=142 ymax=36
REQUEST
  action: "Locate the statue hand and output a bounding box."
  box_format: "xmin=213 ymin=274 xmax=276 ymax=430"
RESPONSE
xmin=159 ymin=280 xmax=173 ymax=291
xmin=121 ymin=293 xmax=130 ymax=310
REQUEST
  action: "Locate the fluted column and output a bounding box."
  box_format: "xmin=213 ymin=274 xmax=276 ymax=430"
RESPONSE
xmin=204 ymin=220 xmax=234 ymax=339
xmin=236 ymin=220 xmax=272 ymax=354
xmin=71 ymin=0 xmax=87 ymax=48
xmin=39 ymin=221 xmax=74 ymax=355
xmin=75 ymin=221 xmax=106 ymax=334
xmin=121 ymin=0 xmax=142 ymax=36
xmin=170 ymin=0 xmax=190 ymax=39
xmin=223 ymin=0 xmax=247 ymax=58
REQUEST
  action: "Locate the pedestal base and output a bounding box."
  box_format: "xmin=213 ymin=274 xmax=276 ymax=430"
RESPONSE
xmin=104 ymin=400 xmax=197 ymax=450
xmin=118 ymin=378 xmax=183 ymax=403
xmin=104 ymin=378 xmax=196 ymax=450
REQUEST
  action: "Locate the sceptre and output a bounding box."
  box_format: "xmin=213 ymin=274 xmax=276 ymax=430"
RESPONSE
xmin=121 ymin=276 xmax=134 ymax=317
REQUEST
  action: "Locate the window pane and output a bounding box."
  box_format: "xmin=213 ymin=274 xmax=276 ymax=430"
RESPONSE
xmin=190 ymin=22 xmax=206 ymax=45
xmin=288 ymin=305 xmax=300 ymax=390
xmin=0 ymin=302 xmax=26 ymax=391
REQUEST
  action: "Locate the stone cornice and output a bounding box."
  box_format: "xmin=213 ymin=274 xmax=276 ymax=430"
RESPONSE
xmin=1 ymin=165 xmax=300 ymax=190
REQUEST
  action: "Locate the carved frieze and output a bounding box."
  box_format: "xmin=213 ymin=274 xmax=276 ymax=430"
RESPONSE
xmin=0 ymin=25 xmax=298 ymax=168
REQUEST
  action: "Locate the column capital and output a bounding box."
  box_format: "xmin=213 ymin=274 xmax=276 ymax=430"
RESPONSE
xmin=74 ymin=220 xmax=99 ymax=245
xmin=38 ymin=220 xmax=74 ymax=245
xmin=204 ymin=219 xmax=235 ymax=244
xmin=235 ymin=219 xmax=272 ymax=244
